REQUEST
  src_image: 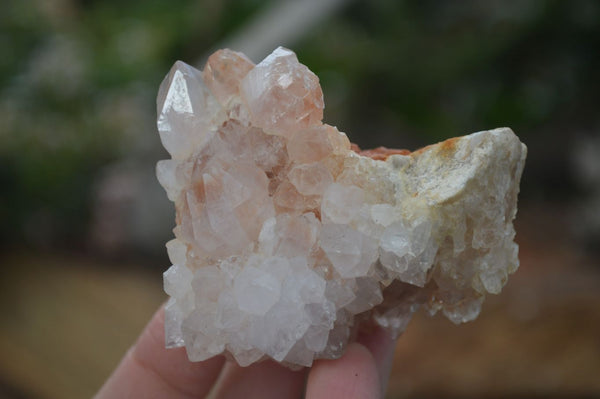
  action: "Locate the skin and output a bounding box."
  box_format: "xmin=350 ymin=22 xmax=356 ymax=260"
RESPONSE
xmin=95 ymin=305 xmax=396 ymax=399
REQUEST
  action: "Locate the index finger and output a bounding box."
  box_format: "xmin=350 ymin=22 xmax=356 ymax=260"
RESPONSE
xmin=95 ymin=305 xmax=225 ymax=399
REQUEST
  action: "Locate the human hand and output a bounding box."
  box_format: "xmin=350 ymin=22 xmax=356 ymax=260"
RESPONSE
xmin=95 ymin=305 xmax=396 ymax=399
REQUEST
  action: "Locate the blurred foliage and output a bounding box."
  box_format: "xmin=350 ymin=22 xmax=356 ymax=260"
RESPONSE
xmin=1 ymin=0 xmax=599 ymax=248
xmin=298 ymin=0 xmax=600 ymax=143
xmin=0 ymin=0 xmax=266 ymax=246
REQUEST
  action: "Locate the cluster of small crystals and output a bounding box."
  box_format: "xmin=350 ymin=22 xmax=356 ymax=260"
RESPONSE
xmin=156 ymin=47 xmax=527 ymax=367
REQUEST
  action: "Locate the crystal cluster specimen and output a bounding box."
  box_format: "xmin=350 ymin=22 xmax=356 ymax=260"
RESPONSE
xmin=156 ymin=47 xmax=527 ymax=368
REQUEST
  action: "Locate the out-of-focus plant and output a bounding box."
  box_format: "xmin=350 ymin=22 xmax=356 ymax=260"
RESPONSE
xmin=0 ymin=0 xmax=266 ymax=247
xmin=298 ymin=1 xmax=600 ymax=144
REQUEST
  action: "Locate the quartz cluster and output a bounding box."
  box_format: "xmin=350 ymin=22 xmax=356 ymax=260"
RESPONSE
xmin=156 ymin=47 xmax=527 ymax=368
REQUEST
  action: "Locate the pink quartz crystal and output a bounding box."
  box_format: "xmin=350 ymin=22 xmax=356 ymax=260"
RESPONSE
xmin=157 ymin=47 xmax=527 ymax=368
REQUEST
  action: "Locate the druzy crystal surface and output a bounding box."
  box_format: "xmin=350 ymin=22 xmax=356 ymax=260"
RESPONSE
xmin=157 ymin=47 xmax=527 ymax=367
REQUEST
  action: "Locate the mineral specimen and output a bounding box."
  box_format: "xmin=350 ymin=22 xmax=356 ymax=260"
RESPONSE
xmin=156 ymin=47 xmax=527 ymax=368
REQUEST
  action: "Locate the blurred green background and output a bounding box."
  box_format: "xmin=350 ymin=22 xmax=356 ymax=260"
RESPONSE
xmin=1 ymin=0 xmax=599 ymax=398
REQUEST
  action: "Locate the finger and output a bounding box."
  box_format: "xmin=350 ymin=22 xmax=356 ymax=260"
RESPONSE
xmin=211 ymin=359 xmax=306 ymax=399
xmin=305 ymin=342 xmax=381 ymax=399
xmin=357 ymin=325 xmax=397 ymax=391
xmin=95 ymin=305 xmax=225 ymax=399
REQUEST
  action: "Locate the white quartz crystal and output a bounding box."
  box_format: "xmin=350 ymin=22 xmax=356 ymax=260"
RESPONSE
xmin=157 ymin=47 xmax=527 ymax=368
